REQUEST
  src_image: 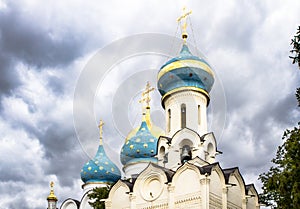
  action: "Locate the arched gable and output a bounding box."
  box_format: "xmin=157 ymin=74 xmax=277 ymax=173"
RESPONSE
xmin=79 ymin=191 xmax=93 ymax=209
xmin=165 ymin=128 xmax=203 ymax=168
xmin=107 ymin=180 xmax=130 ymax=209
xmin=202 ymin=132 xmax=218 ymax=162
xmin=172 ymin=163 xmax=202 ymax=196
xmin=60 ymin=198 xmax=80 ymax=209
xmin=226 ymin=168 xmax=246 ymax=208
xmin=171 ymin=128 xmax=202 ymax=147
xmin=209 ymin=163 xmax=226 ymax=196
xmin=156 ymin=136 xmax=171 ymax=166
xmin=246 ymin=184 xmax=259 ymax=209
xmin=133 ymin=163 xmax=168 ymax=202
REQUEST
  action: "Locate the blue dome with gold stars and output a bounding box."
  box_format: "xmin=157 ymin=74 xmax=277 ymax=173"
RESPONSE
xmin=81 ymin=121 xmax=121 ymax=184
xmin=157 ymin=43 xmax=214 ymax=100
xmin=81 ymin=144 xmax=121 ymax=184
xmin=120 ymin=119 xmax=158 ymax=166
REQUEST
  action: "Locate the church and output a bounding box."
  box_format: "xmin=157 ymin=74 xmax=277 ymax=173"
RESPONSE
xmin=47 ymin=8 xmax=260 ymax=209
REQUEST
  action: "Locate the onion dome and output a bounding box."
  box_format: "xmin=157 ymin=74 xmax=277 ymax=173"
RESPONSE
xmin=120 ymin=110 xmax=158 ymax=165
xmin=157 ymin=7 xmax=214 ymax=104
xmin=81 ymin=120 xmax=121 ymax=184
xmin=47 ymin=181 xmax=57 ymax=201
xmin=157 ymin=43 xmax=214 ymax=100
xmin=120 ymin=82 xmax=161 ymax=166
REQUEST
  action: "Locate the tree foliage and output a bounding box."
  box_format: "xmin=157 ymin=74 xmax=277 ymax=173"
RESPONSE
xmin=259 ymin=26 xmax=300 ymax=208
xmin=290 ymin=26 xmax=300 ymax=107
xmin=259 ymin=125 xmax=300 ymax=208
xmin=87 ymin=186 xmax=109 ymax=209
xmin=290 ymin=26 xmax=300 ymax=69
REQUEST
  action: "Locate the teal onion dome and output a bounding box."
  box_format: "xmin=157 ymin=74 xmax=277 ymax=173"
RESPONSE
xmin=157 ymin=44 xmax=214 ymax=101
xmin=81 ymin=144 xmax=121 ymax=184
xmin=120 ymin=119 xmax=158 ymax=165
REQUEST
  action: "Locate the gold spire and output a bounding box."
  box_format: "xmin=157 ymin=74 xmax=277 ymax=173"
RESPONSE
xmin=47 ymin=181 xmax=58 ymax=201
xmin=98 ymin=120 xmax=104 ymax=145
xmin=177 ymin=7 xmax=192 ymax=43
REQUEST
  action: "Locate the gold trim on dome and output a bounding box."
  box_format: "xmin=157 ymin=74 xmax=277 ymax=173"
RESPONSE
xmin=158 ymin=59 xmax=214 ymax=80
xmin=161 ymin=86 xmax=210 ymax=103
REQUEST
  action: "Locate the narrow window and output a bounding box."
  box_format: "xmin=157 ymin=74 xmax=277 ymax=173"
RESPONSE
xmin=167 ymin=109 xmax=171 ymax=132
xmin=198 ymin=105 xmax=201 ymax=125
xmin=181 ymin=104 xmax=186 ymax=128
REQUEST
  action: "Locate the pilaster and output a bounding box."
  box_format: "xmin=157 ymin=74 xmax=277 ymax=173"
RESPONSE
xmin=222 ymin=187 xmax=228 ymax=209
xmin=242 ymin=198 xmax=247 ymax=209
xmin=200 ymin=176 xmax=210 ymax=209
xmin=129 ymin=193 xmax=136 ymax=209
xmin=167 ymin=184 xmax=175 ymax=209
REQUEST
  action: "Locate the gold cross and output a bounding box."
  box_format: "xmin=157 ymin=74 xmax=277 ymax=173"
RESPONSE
xmin=139 ymin=82 xmax=154 ymax=108
xmin=50 ymin=181 xmax=54 ymax=189
xmin=98 ymin=120 xmax=104 ymax=144
xmin=177 ymin=7 xmax=192 ymax=41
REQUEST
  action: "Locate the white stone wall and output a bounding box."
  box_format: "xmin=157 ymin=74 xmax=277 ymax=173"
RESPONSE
xmin=100 ymin=163 xmax=259 ymax=209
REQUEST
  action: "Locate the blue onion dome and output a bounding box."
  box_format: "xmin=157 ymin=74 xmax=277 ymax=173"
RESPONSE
xmin=120 ymin=114 xmax=158 ymax=165
xmin=120 ymin=82 xmax=161 ymax=166
xmin=81 ymin=121 xmax=121 ymax=184
xmin=157 ymin=43 xmax=215 ymax=102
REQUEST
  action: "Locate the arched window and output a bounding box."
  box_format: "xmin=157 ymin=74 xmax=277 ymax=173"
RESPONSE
xmin=198 ymin=105 xmax=201 ymax=125
xmin=159 ymin=146 xmax=165 ymax=156
xmin=181 ymin=104 xmax=186 ymax=128
xmin=181 ymin=145 xmax=192 ymax=163
xmin=167 ymin=109 xmax=171 ymax=132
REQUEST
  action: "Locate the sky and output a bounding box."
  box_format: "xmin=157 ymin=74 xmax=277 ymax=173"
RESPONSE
xmin=0 ymin=0 xmax=299 ymax=208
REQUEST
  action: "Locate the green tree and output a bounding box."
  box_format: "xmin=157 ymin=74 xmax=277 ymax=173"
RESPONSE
xmin=290 ymin=26 xmax=300 ymax=107
xmin=259 ymin=26 xmax=300 ymax=208
xmin=259 ymin=125 xmax=300 ymax=208
xmin=87 ymin=187 xmax=109 ymax=209
xmin=290 ymin=26 xmax=300 ymax=69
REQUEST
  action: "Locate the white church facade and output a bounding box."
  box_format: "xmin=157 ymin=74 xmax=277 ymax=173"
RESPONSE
xmin=47 ymin=8 xmax=260 ymax=209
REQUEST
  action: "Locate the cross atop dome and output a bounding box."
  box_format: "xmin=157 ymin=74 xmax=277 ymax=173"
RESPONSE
xmin=47 ymin=181 xmax=57 ymax=201
xmin=98 ymin=120 xmax=104 ymax=145
xmin=139 ymin=81 xmax=154 ymax=110
xmin=177 ymin=7 xmax=192 ymax=42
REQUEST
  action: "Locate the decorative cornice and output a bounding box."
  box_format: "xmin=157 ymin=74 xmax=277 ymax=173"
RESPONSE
xmin=158 ymin=59 xmax=214 ymax=80
xmin=162 ymin=86 xmax=209 ymax=108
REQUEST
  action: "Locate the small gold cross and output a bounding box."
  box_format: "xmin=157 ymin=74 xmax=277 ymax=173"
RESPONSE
xmin=177 ymin=7 xmax=192 ymax=42
xmin=98 ymin=120 xmax=104 ymax=144
xmin=139 ymin=82 xmax=154 ymax=108
xmin=50 ymin=181 xmax=54 ymax=189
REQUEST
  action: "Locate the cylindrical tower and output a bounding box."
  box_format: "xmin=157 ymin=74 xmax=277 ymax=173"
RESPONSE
xmin=157 ymin=44 xmax=214 ymax=137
